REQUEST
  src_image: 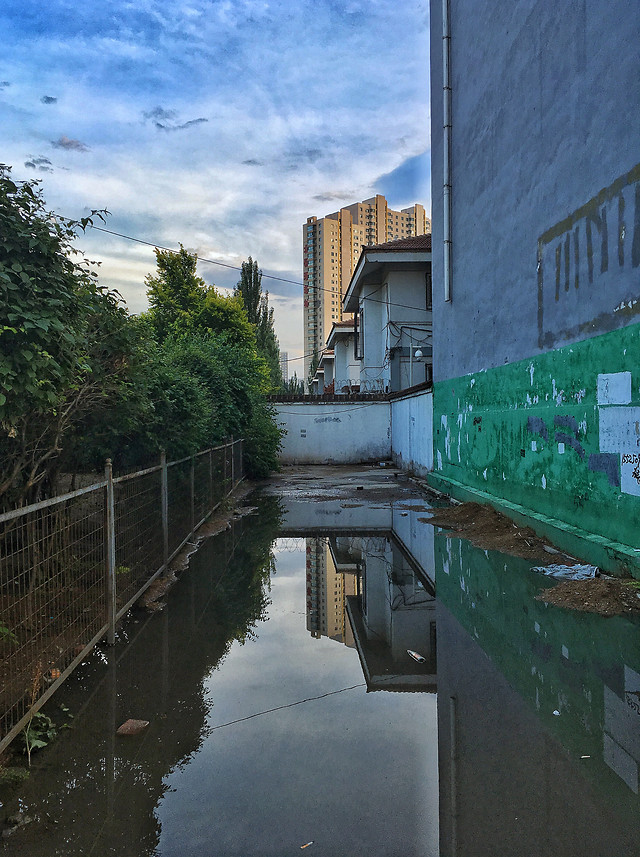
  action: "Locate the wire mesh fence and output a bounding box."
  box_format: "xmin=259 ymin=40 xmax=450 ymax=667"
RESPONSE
xmin=0 ymin=439 xmax=244 ymax=754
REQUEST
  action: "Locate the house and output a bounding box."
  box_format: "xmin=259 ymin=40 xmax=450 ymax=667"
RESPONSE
xmin=342 ymin=234 xmax=432 ymax=393
xmin=326 ymin=321 xmax=359 ymax=393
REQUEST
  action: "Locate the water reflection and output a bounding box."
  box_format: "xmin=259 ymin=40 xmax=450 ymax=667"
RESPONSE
xmin=2 ymin=484 xmax=639 ymax=857
xmin=306 ymin=534 xmax=437 ymax=692
xmin=434 ymin=533 xmax=640 ymax=856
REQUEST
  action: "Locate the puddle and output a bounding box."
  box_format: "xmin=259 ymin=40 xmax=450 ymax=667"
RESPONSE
xmin=1 ymin=475 xmax=638 ymax=857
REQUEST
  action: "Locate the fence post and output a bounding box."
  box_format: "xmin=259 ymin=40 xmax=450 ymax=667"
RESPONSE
xmin=161 ymin=450 xmax=169 ymax=567
xmin=190 ymin=454 xmax=195 ymax=533
xmin=208 ymin=449 xmax=213 ymax=509
xmin=230 ymin=436 xmax=235 ymax=488
xmin=105 ymin=459 xmax=117 ymax=646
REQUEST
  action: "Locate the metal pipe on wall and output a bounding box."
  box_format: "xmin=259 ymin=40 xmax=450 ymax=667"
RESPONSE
xmin=442 ymin=0 xmax=452 ymax=302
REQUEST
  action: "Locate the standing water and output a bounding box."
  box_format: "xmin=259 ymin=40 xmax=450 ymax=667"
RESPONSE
xmin=0 ymin=467 xmax=638 ymax=856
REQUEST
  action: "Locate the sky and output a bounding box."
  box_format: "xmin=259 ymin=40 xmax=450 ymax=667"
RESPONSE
xmin=1 ymin=0 xmax=431 ymax=366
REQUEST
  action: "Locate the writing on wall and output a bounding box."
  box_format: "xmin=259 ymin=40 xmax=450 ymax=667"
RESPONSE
xmin=537 ymin=163 xmax=640 ymax=348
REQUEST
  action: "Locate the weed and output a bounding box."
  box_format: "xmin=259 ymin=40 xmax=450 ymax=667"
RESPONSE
xmin=0 ymin=622 xmax=18 ymax=645
xmin=20 ymin=712 xmax=58 ymax=762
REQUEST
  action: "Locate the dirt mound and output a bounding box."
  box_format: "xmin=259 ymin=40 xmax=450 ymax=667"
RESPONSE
xmin=420 ymin=502 xmax=558 ymax=562
xmin=536 ymin=578 xmax=640 ymax=616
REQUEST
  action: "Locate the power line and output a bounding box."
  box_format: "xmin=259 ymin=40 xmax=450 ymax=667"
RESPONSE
xmin=86 ymin=222 xmax=432 ymax=314
xmin=88 ymin=224 xmax=304 ymax=287
xmin=207 ymin=683 xmax=366 ymax=732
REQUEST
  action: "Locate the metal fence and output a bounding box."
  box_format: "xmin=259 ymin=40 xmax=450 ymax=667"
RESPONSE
xmin=0 ymin=439 xmax=244 ymax=754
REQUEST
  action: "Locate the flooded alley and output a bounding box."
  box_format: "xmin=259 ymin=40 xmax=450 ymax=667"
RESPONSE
xmin=1 ymin=466 xmax=638 ymax=856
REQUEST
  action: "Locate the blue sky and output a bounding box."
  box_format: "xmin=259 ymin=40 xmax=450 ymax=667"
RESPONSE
xmin=1 ymin=0 xmax=430 ymax=360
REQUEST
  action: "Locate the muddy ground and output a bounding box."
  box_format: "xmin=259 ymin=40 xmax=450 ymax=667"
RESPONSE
xmin=420 ymin=500 xmax=640 ymax=618
xmin=419 ymin=501 xmax=560 ymax=563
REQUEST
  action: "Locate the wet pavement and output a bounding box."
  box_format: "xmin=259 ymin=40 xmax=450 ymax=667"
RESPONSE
xmin=1 ymin=466 xmax=639 ymax=856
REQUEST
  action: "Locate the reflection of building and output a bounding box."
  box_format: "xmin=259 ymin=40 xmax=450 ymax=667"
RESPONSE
xmin=345 ymin=535 xmax=437 ymax=692
xmin=305 ymin=537 xmax=356 ymax=646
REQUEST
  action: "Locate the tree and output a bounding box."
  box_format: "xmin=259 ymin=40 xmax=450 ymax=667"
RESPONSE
xmin=307 ymin=351 xmax=320 ymax=389
xmin=0 ymin=166 xmax=130 ymax=506
xmin=235 ymin=257 xmax=282 ymax=389
xmin=141 ymin=247 xmax=282 ymax=476
xmin=281 ymin=373 xmax=305 ymax=395
xmin=146 ymin=246 xmax=253 ymax=347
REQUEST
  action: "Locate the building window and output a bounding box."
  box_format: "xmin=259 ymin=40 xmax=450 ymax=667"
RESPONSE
xmin=426 ymin=270 xmax=432 ymax=310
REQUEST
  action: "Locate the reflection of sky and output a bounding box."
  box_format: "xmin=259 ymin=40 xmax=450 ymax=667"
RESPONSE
xmin=1 ymin=0 xmax=430 ymax=358
xmin=158 ymin=539 xmax=438 ymax=856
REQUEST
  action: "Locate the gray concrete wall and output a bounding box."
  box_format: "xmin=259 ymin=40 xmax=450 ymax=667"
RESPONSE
xmin=430 ymin=1 xmax=640 ymax=381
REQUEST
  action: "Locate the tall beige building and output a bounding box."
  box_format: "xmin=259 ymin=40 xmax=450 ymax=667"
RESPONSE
xmin=303 ymin=195 xmax=430 ymax=379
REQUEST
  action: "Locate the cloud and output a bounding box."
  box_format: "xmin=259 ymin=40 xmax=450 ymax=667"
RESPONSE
xmin=143 ymin=106 xmax=177 ymax=122
xmin=155 ymin=117 xmax=208 ymax=132
xmin=143 ymin=107 xmax=208 ymax=132
xmin=312 ymin=191 xmax=356 ymax=203
xmin=41 ymin=95 xmax=57 ymax=104
xmin=2 ymin=0 xmax=429 ymax=360
xmin=24 ymin=156 xmax=53 ymax=172
xmin=51 ymin=135 xmax=89 ymax=151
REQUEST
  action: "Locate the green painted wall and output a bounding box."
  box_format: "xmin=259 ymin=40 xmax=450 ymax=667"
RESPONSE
xmin=432 ymin=323 xmax=640 ymax=558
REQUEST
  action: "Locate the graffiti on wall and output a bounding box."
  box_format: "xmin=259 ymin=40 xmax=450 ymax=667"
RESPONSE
xmin=524 ymin=371 xmax=640 ymax=495
xmin=537 ymin=163 xmax=640 ymax=348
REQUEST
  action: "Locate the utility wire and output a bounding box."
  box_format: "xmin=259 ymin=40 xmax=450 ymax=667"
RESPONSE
xmin=207 ymin=683 xmax=366 ymax=732
xmin=85 ymin=223 xmax=433 ymax=314
xmin=89 ymin=224 xmax=305 ymax=287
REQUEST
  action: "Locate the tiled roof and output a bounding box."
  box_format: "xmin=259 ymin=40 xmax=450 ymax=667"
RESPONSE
xmin=364 ymin=233 xmax=432 ymax=253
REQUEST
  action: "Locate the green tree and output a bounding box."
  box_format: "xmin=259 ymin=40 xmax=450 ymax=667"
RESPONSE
xmin=0 ymin=167 xmax=130 ymax=506
xmin=280 ymin=373 xmax=305 ymax=395
xmin=146 ymin=245 xmax=253 ymax=347
xmin=307 ymin=351 xmax=320 ymax=389
xmin=235 ymin=257 xmax=281 ymax=389
xmin=141 ymin=247 xmax=282 ymax=476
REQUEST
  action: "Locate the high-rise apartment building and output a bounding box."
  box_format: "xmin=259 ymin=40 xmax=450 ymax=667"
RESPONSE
xmin=303 ymin=195 xmax=430 ymax=379
xmin=279 ymin=351 xmax=288 ymax=384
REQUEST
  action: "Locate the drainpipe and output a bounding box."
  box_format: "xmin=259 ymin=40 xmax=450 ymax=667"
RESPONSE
xmin=443 ymin=0 xmax=452 ymax=302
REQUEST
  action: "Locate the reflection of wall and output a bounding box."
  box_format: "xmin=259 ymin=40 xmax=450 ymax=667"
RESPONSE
xmin=434 ymin=532 xmax=640 ymax=814
xmin=436 ymin=603 xmax=638 ymax=856
xmin=345 ymin=534 xmax=437 ymax=692
xmin=361 ymin=537 xmax=436 ymax=663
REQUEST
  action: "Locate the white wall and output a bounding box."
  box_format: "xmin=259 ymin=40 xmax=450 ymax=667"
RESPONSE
xmin=333 ymin=335 xmax=359 ymax=389
xmin=275 ymin=401 xmax=391 ymax=464
xmin=360 ymin=283 xmax=389 ymax=390
xmin=390 ymin=389 xmax=433 ymax=476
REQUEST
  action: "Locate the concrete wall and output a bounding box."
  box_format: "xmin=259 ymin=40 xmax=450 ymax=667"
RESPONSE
xmin=429 ymin=1 xmax=640 ymax=569
xmin=391 ymin=389 xmax=433 ymax=476
xmin=430 ymin=1 xmax=640 ymax=378
xmin=274 ymin=401 xmax=391 ymax=464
